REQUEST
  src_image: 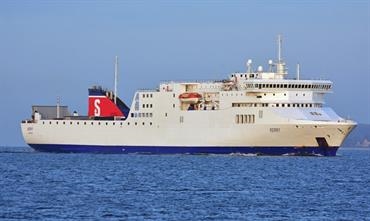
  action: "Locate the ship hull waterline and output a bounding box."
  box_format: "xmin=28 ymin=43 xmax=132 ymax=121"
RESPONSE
xmin=28 ymin=144 xmax=339 ymax=156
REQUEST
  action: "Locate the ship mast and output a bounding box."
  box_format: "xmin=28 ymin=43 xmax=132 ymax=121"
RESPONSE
xmin=114 ymin=56 xmax=118 ymax=104
xmin=278 ymin=34 xmax=282 ymax=63
xmin=276 ymin=34 xmax=287 ymax=78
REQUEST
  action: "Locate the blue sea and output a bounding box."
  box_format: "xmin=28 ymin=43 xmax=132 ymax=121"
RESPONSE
xmin=1 ymin=147 xmax=369 ymax=221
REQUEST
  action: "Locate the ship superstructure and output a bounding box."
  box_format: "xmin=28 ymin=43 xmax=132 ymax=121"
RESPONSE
xmin=21 ymin=36 xmax=356 ymax=156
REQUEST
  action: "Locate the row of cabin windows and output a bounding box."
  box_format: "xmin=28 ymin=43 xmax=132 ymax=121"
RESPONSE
xmin=142 ymin=93 xmax=153 ymax=98
xmin=42 ymin=121 xmax=153 ymax=126
xmin=131 ymin=112 xmax=153 ymax=118
xmin=142 ymin=104 xmax=153 ymax=108
xmin=245 ymin=83 xmax=331 ymax=90
xmin=232 ymin=103 xmax=322 ymax=108
xmin=222 ymin=92 xmax=307 ymax=97
xmin=235 ymin=114 xmax=255 ymax=124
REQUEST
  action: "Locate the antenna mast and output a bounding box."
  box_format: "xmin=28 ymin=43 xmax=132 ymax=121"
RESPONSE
xmin=296 ymin=63 xmax=300 ymax=80
xmin=114 ymin=56 xmax=118 ymax=104
xmin=278 ymin=34 xmax=282 ymax=62
xmin=276 ymin=34 xmax=286 ymax=76
xmin=56 ymin=96 xmax=60 ymax=118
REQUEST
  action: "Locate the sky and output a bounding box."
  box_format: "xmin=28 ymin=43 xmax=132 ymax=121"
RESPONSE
xmin=0 ymin=0 xmax=369 ymax=146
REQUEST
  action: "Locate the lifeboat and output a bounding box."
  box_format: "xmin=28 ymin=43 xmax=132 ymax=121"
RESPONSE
xmin=179 ymin=92 xmax=202 ymax=104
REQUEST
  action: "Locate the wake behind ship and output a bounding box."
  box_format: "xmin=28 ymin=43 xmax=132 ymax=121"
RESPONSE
xmin=21 ymin=36 xmax=356 ymax=156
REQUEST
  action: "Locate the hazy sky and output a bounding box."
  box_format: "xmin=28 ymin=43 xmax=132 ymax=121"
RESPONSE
xmin=0 ymin=0 xmax=369 ymax=146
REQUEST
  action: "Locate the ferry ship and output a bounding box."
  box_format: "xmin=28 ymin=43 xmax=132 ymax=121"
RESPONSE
xmin=21 ymin=36 xmax=356 ymax=156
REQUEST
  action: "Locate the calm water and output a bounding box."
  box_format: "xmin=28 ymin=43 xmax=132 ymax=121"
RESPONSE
xmin=0 ymin=147 xmax=369 ymax=221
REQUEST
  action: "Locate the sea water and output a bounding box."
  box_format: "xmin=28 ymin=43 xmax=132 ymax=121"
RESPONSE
xmin=0 ymin=147 xmax=369 ymax=220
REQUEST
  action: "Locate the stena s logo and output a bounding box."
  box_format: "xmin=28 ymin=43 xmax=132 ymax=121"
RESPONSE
xmin=94 ymin=99 xmax=101 ymax=116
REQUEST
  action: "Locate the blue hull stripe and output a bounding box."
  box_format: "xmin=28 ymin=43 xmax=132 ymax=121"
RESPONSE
xmin=28 ymin=144 xmax=339 ymax=156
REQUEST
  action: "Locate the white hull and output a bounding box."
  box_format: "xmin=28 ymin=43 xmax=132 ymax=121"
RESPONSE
xmin=21 ymin=107 xmax=355 ymax=148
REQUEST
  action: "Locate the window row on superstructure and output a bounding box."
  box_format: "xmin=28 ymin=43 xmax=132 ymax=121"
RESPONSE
xmin=232 ymin=103 xmax=322 ymax=108
xmin=245 ymin=83 xmax=331 ymax=90
xmin=142 ymin=104 xmax=153 ymax=108
xmin=235 ymin=114 xmax=255 ymax=124
xmin=141 ymin=93 xmax=154 ymax=98
xmin=131 ymin=112 xmax=153 ymax=118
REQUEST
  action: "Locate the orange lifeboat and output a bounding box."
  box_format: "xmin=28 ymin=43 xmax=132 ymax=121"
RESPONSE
xmin=179 ymin=92 xmax=202 ymax=104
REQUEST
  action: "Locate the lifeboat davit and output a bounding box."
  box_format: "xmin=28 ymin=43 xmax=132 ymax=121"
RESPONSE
xmin=179 ymin=92 xmax=202 ymax=104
